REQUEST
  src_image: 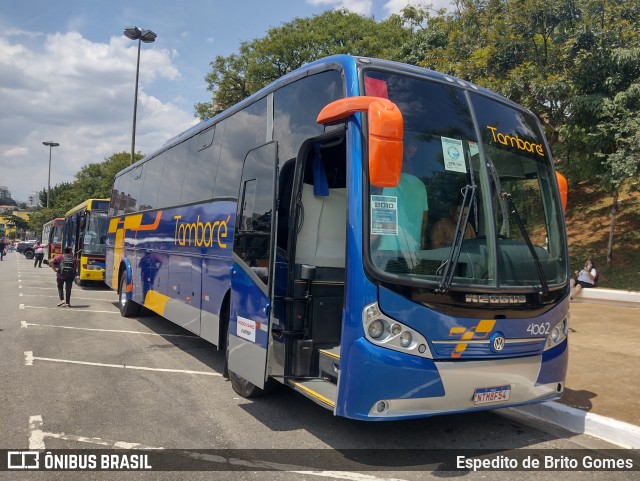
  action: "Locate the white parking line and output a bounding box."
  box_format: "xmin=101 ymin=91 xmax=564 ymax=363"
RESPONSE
xmin=27 ymin=416 xmax=409 ymax=481
xmin=24 ymin=351 xmax=221 ymax=376
xmin=20 ymin=305 xmax=120 ymax=314
xmin=28 ymin=415 xmax=45 ymax=450
xmin=19 ymin=286 xmax=57 ymax=290
xmin=21 ymin=320 xmax=197 ymax=338
xmin=19 ymin=293 xmax=115 ymax=301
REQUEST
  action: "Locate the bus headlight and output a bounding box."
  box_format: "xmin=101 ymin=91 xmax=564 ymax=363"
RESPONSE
xmin=368 ymin=320 xmax=385 ymax=339
xmin=362 ymin=302 xmax=432 ymax=359
xmin=399 ymin=331 xmax=412 ymax=347
xmin=544 ymin=316 xmax=568 ymax=351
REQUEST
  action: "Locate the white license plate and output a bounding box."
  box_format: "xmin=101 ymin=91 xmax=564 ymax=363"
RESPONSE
xmin=473 ymin=385 xmax=511 ymax=405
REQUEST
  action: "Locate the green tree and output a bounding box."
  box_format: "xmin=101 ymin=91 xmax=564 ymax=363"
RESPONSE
xmin=399 ymin=0 xmax=640 ymax=265
xmin=73 ymin=151 xmax=135 ymax=200
xmin=195 ymin=9 xmax=411 ymax=118
xmin=37 ymin=182 xmax=77 ymax=212
xmin=31 ymin=152 xmax=140 ymax=238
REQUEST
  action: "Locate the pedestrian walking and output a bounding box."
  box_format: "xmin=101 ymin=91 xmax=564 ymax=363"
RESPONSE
xmin=51 ymin=246 xmax=76 ymax=307
xmin=33 ymin=242 xmax=45 ymax=267
xmin=0 ymin=238 xmax=6 ymax=261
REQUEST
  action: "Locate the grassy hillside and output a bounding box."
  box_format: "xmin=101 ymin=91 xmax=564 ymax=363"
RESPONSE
xmin=565 ymin=181 xmax=640 ymax=291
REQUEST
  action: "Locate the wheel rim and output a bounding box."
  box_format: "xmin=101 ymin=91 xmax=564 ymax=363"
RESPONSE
xmin=119 ymin=280 xmax=127 ymax=309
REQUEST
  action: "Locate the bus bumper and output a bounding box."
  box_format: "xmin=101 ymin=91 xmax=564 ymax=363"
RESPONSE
xmin=339 ymin=337 xmax=567 ymax=421
xmin=80 ymin=268 xmax=106 ymax=282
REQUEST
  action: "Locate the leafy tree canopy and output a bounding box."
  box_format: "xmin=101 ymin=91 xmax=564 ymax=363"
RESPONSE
xmin=195 ymin=9 xmax=411 ymax=118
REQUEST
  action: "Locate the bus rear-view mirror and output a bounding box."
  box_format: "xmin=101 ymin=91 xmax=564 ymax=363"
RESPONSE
xmin=317 ymin=96 xmax=403 ymax=188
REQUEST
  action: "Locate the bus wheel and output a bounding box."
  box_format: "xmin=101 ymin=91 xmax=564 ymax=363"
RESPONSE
xmin=118 ymin=275 xmax=140 ymax=317
xmin=225 ymin=317 xmax=269 ymax=398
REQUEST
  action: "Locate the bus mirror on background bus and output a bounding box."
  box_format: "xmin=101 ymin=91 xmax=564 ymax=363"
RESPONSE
xmin=317 ymin=96 xmax=404 ymax=187
xmin=555 ymin=171 xmax=568 ymax=212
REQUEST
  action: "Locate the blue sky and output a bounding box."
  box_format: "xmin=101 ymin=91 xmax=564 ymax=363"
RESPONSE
xmin=0 ymin=0 xmax=450 ymax=203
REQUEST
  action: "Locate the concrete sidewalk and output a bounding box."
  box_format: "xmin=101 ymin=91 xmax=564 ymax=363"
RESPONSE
xmin=511 ymin=289 xmax=640 ymax=448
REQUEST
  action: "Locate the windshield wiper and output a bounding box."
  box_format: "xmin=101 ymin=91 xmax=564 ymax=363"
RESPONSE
xmin=486 ymin=156 xmax=510 ymax=238
xmin=435 ymin=184 xmax=476 ymax=294
xmin=500 ymin=192 xmax=549 ymax=297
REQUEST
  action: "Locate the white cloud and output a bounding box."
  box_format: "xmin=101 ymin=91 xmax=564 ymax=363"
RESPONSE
xmin=307 ymin=0 xmax=374 ymax=16
xmin=307 ymin=0 xmax=453 ymax=17
xmin=3 ymin=147 xmax=29 ymax=157
xmin=0 ymin=31 xmax=196 ymax=203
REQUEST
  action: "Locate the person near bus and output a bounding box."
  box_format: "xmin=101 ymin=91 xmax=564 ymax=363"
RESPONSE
xmin=570 ymin=259 xmax=597 ymax=298
xmin=33 ymin=242 xmax=45 ymax=267
xmin=51 ymin=246 xmax=76 ymax=307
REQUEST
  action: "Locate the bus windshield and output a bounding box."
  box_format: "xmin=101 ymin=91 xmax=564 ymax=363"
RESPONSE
xmin=83 ymin=212 xmax=108 ymax=256
xmin=365 ymin=70 xmax=567 ymax=290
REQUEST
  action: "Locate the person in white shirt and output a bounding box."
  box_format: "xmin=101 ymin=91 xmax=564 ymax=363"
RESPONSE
xmin=33 ymin=242 xmax=45 ymax=268
xmin=570 ymin=259 xmax=597 ymax=298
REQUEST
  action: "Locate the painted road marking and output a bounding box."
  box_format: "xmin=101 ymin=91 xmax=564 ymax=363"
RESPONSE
xmin=21 ymin=321 xmax=197 ymax=338
xmin=24 ymin=351 xmax=221 ymax=376
xmin=19 ymin=286 xmax=58 ymax=290
xmin=20 ymin=305 xmax=119 ymax=314
xmin=19 ymin=293 xmax=115 ymax=301
xmin=28 ymin=415 xmax=45 ymax=450
xmin=27 ymin=416 xmax=409 ymax=481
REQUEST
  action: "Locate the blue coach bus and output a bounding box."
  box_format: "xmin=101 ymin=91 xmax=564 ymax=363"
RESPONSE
xmin=106 ymin=55 xmax=569 ymax=420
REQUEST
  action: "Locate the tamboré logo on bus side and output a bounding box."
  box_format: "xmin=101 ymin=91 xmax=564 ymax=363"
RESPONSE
xmin=173 ymin=214 xmax=230 ymax=248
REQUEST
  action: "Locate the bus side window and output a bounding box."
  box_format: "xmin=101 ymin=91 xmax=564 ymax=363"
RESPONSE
xmin=182 ymin=125 xmax=220 ymax=204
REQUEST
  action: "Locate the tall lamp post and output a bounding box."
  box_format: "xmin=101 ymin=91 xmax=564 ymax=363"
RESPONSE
xmin=124 ymin=26 xmax=157 ymax=165
xmin=42 ymin=141 xmax=59 ymax=209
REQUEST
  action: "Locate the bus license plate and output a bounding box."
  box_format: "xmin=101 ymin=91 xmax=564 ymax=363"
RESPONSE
xmin=473 ymin=385 xmax=511 ymax=405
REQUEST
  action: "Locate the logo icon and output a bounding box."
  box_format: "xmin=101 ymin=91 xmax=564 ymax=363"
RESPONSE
xmin=7 ymin=451 xmax=40 ymax=469
xmin=448 ymin=320 xmax=496 ymax=358
xmin=491 ymin=333 xmax=506 ymax=352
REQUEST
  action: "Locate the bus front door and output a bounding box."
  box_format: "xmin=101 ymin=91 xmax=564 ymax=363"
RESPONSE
xmin=228 ymin=142 xmax=278 ymax=389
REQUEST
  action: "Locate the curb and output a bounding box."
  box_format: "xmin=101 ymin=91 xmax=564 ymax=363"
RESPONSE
xmin=510 ymin=401 xmax=640 ymax=449
xmin=571 ymin=288 xmax=640 ymax=308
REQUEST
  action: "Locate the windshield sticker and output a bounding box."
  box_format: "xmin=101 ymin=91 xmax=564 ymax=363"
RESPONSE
xmin=486 ymin=125 xmax=544 ymax=156
xmin=371 ymin=195 xmax=398 ymax=235
xmin=364 ymin=77 xmax=389 ymax=98
xmin=441 ymin=137 xmax=466 ymax=173
xmin=468 ymin=141 xmax=479 ymax=157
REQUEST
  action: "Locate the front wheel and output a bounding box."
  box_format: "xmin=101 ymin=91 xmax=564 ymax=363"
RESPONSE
xmin=24 ymin=250 xmax=34 ymax=260
xmin=118 ymin=274 xmax=140 ymax=317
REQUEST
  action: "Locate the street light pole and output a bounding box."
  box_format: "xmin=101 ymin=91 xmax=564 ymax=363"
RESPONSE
xmin=42 ymin=141 xmax=59 ymax=209
xmin=124 ymin=26 xmax=157 ymax=165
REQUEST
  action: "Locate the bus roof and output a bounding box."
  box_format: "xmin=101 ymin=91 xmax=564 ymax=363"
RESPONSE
xmin=116 ymin=54 xmax=528 ymax=178
xmin=65 ymin=198 xmax=110 ymax=217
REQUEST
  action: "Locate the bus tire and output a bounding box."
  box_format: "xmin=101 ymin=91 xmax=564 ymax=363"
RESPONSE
xmin=224 ymin=311 xmax=276 ymax=398
xmin=118 ymin=274 xmax=140 ymax=318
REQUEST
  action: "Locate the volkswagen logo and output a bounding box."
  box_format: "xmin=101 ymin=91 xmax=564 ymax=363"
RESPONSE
xmin=490 ymin=333 xmax=506 ymax=352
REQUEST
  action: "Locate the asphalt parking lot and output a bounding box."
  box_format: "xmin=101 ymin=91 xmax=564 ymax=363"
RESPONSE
xmin=2 ymin=251 xmax=638 ymax=479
